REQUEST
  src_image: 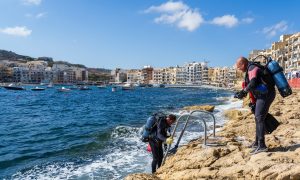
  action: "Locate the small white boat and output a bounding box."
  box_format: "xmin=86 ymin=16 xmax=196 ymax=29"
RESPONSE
xmin=112 ymin=86 xmax=117 ymax=92
xmin=47 ymin=82 xmax=54 ymax=88
xmin=97 ymin=85 xmax=107 ymax=89
xmin=57 ymin=87 xmax=71 ymax=92
xmin=79 ymin=86 xmax=92 ymax=90
xmin=31 ymin=87 xmax=45 ymax=91
xmin=122 ymin=83 xmax=134 ymax=90
xmin=69 ymin=85 xmax=78 ymax=90
xmin=153 ymin=84 xmax=165 ymax=88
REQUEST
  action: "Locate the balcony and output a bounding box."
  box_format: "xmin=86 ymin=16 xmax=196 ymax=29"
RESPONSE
xmin=293 ymin=49 xmax=300 ymax=55
xmin=293 ymin=40 xmax=300 ymax=46
xmin=289 ymin=58 xmax=300 ymax=63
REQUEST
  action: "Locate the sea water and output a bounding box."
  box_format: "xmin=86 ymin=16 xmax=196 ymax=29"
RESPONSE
xmin=0 ymin=86 xmax=242 ymax=179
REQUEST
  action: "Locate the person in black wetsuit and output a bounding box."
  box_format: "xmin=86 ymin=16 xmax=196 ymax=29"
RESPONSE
xmin=149 ymin=114 xmax=176 ymax=173
xmin=235 ymin=57 xmax=276 ymax=154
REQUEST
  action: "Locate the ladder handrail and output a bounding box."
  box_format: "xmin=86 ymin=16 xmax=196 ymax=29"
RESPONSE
xmin=175 ymin=110 xmax=215 ymax=148
xmin=161 ymin=110 xmax=216 ymax=165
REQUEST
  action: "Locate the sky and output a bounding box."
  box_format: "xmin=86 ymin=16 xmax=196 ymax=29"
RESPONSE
xmin=0 ymin=0 xmax=299 ymax=69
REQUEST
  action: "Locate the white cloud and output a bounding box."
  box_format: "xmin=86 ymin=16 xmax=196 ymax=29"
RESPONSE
xmin=211 ymin=15 xmax=238 ymax=28
xmin=25 ymin=12 xmax=47 ymax=19
xmin=22 ymin=0 xmax=42 ymax=6
xmin=0 ymin=26 xmax=32 ymax=37
xmin=36 ymin=12 xmax=46 ymax=18
xmin=241 ymin=17 xmax=254 ymax=24
xmin=177 ymin=10 xmax=203 ymax=31
xmin=262 ymin=21 xmax=288 ymax=38
xmin=144 ymin=1 xmax=204 ymax=32
xmin=145 ymin=1 xmax=188 ymax=13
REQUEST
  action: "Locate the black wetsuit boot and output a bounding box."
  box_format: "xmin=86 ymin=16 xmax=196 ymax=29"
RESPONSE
xmin=252 ymin=88 xmax=276 ymax=153
xmin=149 ymin=139 xmax=163 ymax=173
xmin=248 ymin=136 xmax=258 ymax=149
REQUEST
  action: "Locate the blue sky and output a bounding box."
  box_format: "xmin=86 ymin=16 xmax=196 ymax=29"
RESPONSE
xmin=0 ymin=0 xmax=299 ymax=69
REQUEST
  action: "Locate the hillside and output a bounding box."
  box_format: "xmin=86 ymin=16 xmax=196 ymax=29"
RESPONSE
xmin=0 ymin=49 xmax=85 ymax=68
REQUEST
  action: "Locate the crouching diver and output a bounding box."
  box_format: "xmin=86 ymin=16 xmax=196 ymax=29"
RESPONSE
xmin=148 ymin=114 xmax=176 ymax=173
xmin=235 ymin=57 xmax=276 ymax=154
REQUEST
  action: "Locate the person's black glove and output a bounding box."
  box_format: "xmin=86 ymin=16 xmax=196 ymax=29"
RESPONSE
xmin=234 ymin=90 xmax=247 ymax=99
xmin=248 ymin=102 xmax=256 ymax=113
xmin=163 ymin=143 xmax=168 ymax=151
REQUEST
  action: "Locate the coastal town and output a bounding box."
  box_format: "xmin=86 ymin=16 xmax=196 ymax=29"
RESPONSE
xmin=0 ymin=50 xmax=240 ymax=88
xmin=1 ymin=32 xmax=300 ymax=89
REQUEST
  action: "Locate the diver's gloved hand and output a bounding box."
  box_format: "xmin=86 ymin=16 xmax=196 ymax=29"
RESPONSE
xmin=163 ymin=143 xmax=168 ymax=151
xmin=166 ymin=137 xmax=173 ymax=145
xmin=234 ymin=90 xmax=247 ymax=99
xmin=248 ymin=102 xmax=256 ymax=113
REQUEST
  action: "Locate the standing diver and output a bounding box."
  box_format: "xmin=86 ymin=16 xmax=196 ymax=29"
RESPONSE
xmin=235 ymin=57 xmax=276 ymax=154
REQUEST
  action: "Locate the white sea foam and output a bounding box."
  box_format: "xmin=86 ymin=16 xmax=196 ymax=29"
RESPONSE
xmin=11 ymin=98 xmax=243 ymax=180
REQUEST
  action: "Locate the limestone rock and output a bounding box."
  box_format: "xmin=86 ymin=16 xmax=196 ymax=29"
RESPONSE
xmin=126 ymin=90 xmax=300 ymax=180
xmin=125 ymin=173 xmax=159 ymax=180
xmin=183 ymin=105 xmax=215 ymax=112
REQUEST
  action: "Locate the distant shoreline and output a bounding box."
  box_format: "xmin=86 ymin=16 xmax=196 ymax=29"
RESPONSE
xmin=165 ymin=84 xmax=233 ymax=91
xmin=1 ymin=82 xmax=233 ymax=90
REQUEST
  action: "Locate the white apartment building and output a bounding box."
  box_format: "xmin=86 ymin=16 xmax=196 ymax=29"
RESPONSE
xmin=12 ymin=61 xmax=48 ymax=83
xmin=27 ymin=61 xmax=48 ymax=83
xmin=44 ymin=67 xmax=53 ymax=83
xmin=151 ymin=62 xmax=208 ymax=85
xmin=184 ymin=62 xmax=207 ymax=84
xmin=175 ymin=66 xmax=186 ymax=84
xmin=13 ymin=67 xmax=29 ymax=83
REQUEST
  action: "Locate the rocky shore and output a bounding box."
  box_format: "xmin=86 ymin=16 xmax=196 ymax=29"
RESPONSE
xmin=126 ymin=90 xmax=300 ymax=179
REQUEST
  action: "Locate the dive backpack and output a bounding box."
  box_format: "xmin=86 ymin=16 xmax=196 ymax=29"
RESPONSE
xmin=249 ymin=56 xmax=292 ymax=98
xmin=141 ymin=112 xmax=166 ymax=142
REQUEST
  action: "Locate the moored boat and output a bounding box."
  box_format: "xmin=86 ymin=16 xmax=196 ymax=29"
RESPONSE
xmin=97 ymin=85 xmax=107 ymax=89
xmin=3 ymin=84 xmax=25 ymax=90
xmin=31 ymin=87 xmax=46 ymax=91
xmin=79 ymin=86 xmax=92 ymax=90
xmin=153 ymin=84 xmax=165 ymax=88
xmin=69 ymin=85 xmax=78 ymax=90
xmin=121 ymin=83 xmax=134 ymax=90
xmin=57 ymin=87 xmax=71 ymax=92
xmin=47 ymin=82 xmax=54 ymax=88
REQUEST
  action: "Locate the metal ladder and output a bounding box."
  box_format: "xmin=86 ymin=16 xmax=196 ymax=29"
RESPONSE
xmin=162 ymin=110 xmax=216 ymax=165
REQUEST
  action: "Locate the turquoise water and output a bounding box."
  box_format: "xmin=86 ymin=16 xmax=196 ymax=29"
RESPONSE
xmin=0 ymin=86 xmax=234 ymax=179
